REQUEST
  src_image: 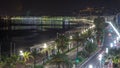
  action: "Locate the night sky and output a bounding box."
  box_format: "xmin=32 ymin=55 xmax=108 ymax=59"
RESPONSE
xmin=0 ymin=0 xmax=120 ymax=16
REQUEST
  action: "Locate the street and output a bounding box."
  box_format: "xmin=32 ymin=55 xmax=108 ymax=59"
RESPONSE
xmin=77 ymin=23 xmax=117 ymax=68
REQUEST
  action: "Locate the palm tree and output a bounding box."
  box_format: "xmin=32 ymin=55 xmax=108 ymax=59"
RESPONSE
xmin=84 ymin=41 xmax=97 ymax=55
xmin=22 ymin=51 xmax=33 ymax=63
xmin=41 ymin=44 xmax=54 ymax=55
xmin=55 ymin=34 xmax=69 ymax=53
xmin=31 ymin=49 xmax=39 ymax=68
xmin=47 ymin=53 xmax=73 ymax=68
xmin=112 ymin=55 xmax=120 ymax=68
xmin=31 ymin=49 xmax=43 ymax=68
xmin=94 ymin=17 xmax=106 ymax=46
xmin=70 ymin=32 xmax=88 ymax=64
xmin=108 ymin=48 xmax=120 ymax=67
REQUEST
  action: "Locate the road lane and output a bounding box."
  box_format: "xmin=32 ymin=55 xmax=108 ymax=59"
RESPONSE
xmin=78 ymin=24 xmax=117 ymax=68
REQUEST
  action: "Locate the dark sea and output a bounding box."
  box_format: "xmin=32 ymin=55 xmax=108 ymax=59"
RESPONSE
xmin=0 ymin=19 xmax=83 ymax=56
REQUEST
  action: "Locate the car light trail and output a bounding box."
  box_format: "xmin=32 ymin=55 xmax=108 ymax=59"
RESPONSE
xmin=106 ymin=21 xmax=120 ymax=38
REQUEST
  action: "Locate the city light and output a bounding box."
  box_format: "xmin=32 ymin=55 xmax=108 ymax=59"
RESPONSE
xmin=110 ymin=43 xmax=113 ymax=48
xmin=114 ymin=40 xmax=117 ymax=46
xmin=106 ymin=21 xmax=120 ymax=38
xmin=19 ymin=50 xmax=24 ymax=56
xmin=89 ymin=64 xmax=93 ymax=68
xmin=114 ymin=40 xmax=116 ymax=44
xmin=116 ymin=36 xmax=119 ymax=42
xmin=91 ymin=39 xmax=93 ymax=43
xmin=98 ymin=54 xmax=102 ymax=61
xmin=43 ymin=43 xmax=47 ymax=48
xmin=70 ymin=36 xmax=73 ymax=39
xmin=106 ymin=48 xmax=108 ymax=53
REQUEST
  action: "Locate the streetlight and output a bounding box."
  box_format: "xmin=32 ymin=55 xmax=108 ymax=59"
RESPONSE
xmin=69 ymin=36 xmax=73 ymax=51
xmin=43 ymin=43 xmax=47 ymax=48
xmin=70 ymin=36 xmax=73 ymax=40
xmin=19 ymin=50 xmax=23 ymax=56
xmin=43 ymin=43 xmax=48 ymax=60
xmin=19 ymin=50 xmax=24 ymax=60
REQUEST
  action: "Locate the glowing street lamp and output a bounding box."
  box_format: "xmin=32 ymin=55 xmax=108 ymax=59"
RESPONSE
xmin=19 ymin=50 xmax=24 ymax=60
xmin=70 ymin=36 xmax=73 ymax=40
xmin=43 ymin=43 xmax=47 ymax=48
xmin=19 ymin=50 xmax=23 ymax=56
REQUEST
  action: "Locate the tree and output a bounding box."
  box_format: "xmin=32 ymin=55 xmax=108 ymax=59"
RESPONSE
xmin=47 ymin=53 xmax=73 ymax=68
xmin=22 ymin=51 xmax=33 ymax=63
xmin=71 ymin=32 xmax=88 ymax=48
xmin=84 ymin=41 xmax=97 ymax=55
xmin=41 ymin=44 xmax=54 ymax=55
xmin=108 ymin=48 xmax=120 ymax=67
xmin=78 ymin=50 xmax=89 ymax=58
xmin=94 ymin=17 xmax=105 ymax=46
xmin=31 ymin=49 xmax=39 ymax=68
xmin=71 ymin=32 xmax=85 ymax=63
xmin=55 ymin=34 xmax=69 ymax=53
xmin=112 ymin=55 xmax=120 ymax=67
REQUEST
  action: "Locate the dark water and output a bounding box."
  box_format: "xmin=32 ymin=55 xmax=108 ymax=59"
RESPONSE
xmin=0 ymin=28 xmax=70 ymax=56
xmin=12 ymin=29 xmax=67 ymax=49
xmin=0 ymin=19 xmax=84 ymax=56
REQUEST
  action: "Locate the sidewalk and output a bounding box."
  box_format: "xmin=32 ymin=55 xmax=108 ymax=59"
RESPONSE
xmin=44 ymin=46 xmax=84 ymax=68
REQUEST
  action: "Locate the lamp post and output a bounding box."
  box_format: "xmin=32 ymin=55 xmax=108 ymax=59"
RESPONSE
xmin=19 ymin=50 xmax=24 ymax=60
xmin=43 ymin=43 xmax=48 ymax=61
xmin=19 ymin=50 xmax=23 ymax=56
xmin=69 ymin=35 xmax=73 ymax=50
